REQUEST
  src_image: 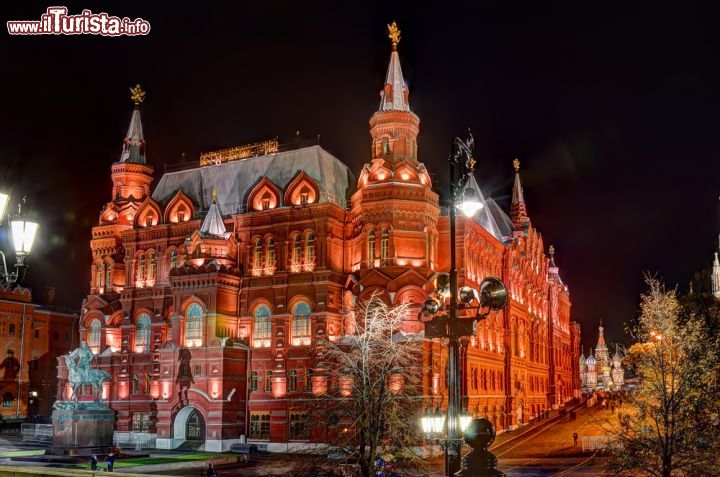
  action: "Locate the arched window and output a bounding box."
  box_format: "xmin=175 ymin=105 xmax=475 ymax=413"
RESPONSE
xmin=253 ymin=239 xmax=263 ymax=276
xmin=261 ymin=192 xmax=272 ymax=210
xmin=148 ymin=252 xmax=156 ymax=281
xmin=265 ymin=238 xmax=275 ymax=274
xmin=253 ymin=305 xmax=272 ymax=348
xmin=380 ymin=229 xmax=389 ymax=265
xmin=291 ymin=302 xmax=311 ymax=346
xmin=95 ymin=262 xmax=103 ymax=289
xmin=304 ymin=234 xmax=315 ymax=271
xmin=291 ymin=235 xmax=301 ymax=272
xmin=105 ymin=262 xmax=113 ymax=290
xmin=170 ymin=250 xmax=178 ymax=269
xmin=88 ymin=319 xmax=102 ymax=354
xmin=184 ymin=303 xmax=204 ymax=348
xmin=180 ymin=247 xmax=187 ymax=262
xmin=8 ymin=324 xmax=15 ymax=336
xmin=2 ymin=392 xmax=13 ymax=408
xmin=367 ymin=231 xmax=376 ymax=267
xmin=382 ymin=138 xmax=389 ymax=155
xmin=177 ymin=204 xmax=187 ymax=222
xmin=136 ymin=253 xmax=145 ymax=284
xmin=135 ymin=314 xmax=151 ymax=353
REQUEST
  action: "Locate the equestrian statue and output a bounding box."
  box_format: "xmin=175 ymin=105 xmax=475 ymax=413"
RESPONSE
xmin=64 ymin=342 xmax=112 ymax=403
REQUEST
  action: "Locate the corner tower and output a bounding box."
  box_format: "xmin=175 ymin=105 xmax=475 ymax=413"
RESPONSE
xmin=349 ymin=23 xmax=439 ymax=325
xmin=90 ymin=85 xmax=154 ymax=294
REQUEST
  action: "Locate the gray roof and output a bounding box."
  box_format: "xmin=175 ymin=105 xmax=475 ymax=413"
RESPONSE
xmin=152 ymin=145 xmax=355 ymax=214
xmin=120 ymin=108 xmax=146 ymax=164
xmin=379 ymin=50 xmax=410 ymax=112
xmin=485 ymin=198 xmax=515 ymax=241
xmin=200 ymin=200 xmax=228 ymax=237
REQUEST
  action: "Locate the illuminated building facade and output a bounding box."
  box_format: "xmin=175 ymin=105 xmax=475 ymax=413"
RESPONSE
xmin=0 ymin=286 xmax=75 ymax=420
xmin=579 ymin=321 xmax=624 ymax=391
xmin=57 ymin=29 xmax=581 ymax=451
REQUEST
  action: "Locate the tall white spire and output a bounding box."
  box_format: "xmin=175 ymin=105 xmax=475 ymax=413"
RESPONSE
xmin=120 ymin=84 xmax=147 ymax=164
xmin=378 ymin=22 xmax=410 ymax=112
xmin=200 ymin=188 xmax=228 ymax=238
xmin=712 ymin=249 xmax=720 ymax=299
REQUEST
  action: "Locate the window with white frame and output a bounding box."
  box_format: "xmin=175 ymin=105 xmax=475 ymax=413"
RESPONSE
xmin=88 ymin=319 xmax=102 ymax=354
xmin=304 ymin=234 xmax=315 ymax=271
xmin=184 ymin=303 xmax=204 ymax=348
xmin=253 ymin=305 xmax=272 ymax=348
xmin=291 ymin=302 xmax=311 ymax=346
xmin=135 ymin=313 xmax=151 ymax=353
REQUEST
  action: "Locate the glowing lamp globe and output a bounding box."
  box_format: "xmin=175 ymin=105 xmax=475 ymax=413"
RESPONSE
xmin=457 ymin=187 xmax=483 ymax=218
xmin=459 ymin=408 xmax=473 ymax=433
xmin=11 ymin=218 xmax=38 ymax=256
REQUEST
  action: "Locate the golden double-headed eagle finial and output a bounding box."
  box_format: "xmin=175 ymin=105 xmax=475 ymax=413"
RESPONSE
xmin=129 ymin=84 xmax=146 ymax=106
xmin=513 ymin=158 xmax=520 ymax=172
xmin=387 ymin=21 xmax=401 ymax=50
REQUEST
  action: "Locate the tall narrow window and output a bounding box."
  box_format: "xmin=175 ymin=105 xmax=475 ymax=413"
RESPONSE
xmin=299 ymin=187 xmax=310 ymax=205
xmin=104 ymin=262 xmax=112 ymax=290
xmin=253 ymin=306 xmax=272 ymax=348
xmin=288 ymin=370 xmax=297 ymax=392
xmin=380 ymin=229 xmax=389 ymax=265
xmin=304 ymin=234 xmax=315 ymax=270
xmin=170 ymin=250 xmax=178 ymax=269
xmin=251 ymin=371 xmax=258 ymax=391
xmin=135 ymin=314 xmax=151 ymax=353
xmin=265 ymin=370 xmax=273 ymax=392
xmin=8 ymin=324 xmax=15 ymax=336
xmin=261 ymin=192 xmax=271 ymax=210
xmin=292 ymin=235 xmax=301 ymax=272
xmin=184 ymin=303 xmax=204 ymax=348
xmin=181 ymin=247 xmax=188 ymax=262
xmin=367 ymin=230 xmax=376 ymax=267
xmin=96 ymin=263 xmax=103 ymax=289
xmin=291 ymin=302 xmax=311 ymax=346
xmin=253 ymin=239 xmax=263 ymax=276
xmin=148 ymin=252 xmax=157 ymax=281
xmin=265 ymin=238 xmax=275 ymax=274
xmin=88 ymin=319 xmax=102 ymax=354
xmin=136 ymin=253 xmax=145 ymax=284
xmin=306 ymin=369 xmax=313 ymax=392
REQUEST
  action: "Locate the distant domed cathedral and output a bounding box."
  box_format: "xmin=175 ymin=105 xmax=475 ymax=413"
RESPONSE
xmin=56 ymin=24 xmax=582 ymax=451
xmin=580 ymin=321 xmax=624 ymax=391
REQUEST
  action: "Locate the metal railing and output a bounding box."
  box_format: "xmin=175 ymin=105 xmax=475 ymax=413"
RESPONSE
xmin=21 ymin=423 xmax=52 ymax=442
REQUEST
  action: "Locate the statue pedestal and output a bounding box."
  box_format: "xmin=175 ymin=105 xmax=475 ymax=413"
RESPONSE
xmin=47 ymin=403 xmax=115 ymax=456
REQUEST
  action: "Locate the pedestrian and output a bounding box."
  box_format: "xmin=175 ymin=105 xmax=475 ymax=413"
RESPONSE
xmin=206 ymin=462 xmax=217 ymax=477
xmin=573 ymin=432 xmax=578 ymax=447
xmin=105 ymin=452 xmax=115 ymax=472
xmin=90 ymin=455 xmax=97 ymax=471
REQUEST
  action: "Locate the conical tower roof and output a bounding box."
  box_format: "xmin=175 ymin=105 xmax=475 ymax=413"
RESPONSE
xmin=510 ymin=159 xmax=530 ymax=229
xmin=120 ymin=84 xmax=147 ymax=164
xmin=378 ymin=22 xmax=410 ymax=112
xmin=200 ymin=188 xmax=228 ymax=238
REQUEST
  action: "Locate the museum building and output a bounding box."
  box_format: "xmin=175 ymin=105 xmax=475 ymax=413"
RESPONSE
xmin=56 ymin=31 xmax=581 ymax=452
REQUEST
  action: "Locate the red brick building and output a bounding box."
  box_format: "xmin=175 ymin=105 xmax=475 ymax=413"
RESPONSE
xmin=57 ymin=33 xmax=580 ymax=452
xmin=0 ymin=286 xmax=76 ymax=420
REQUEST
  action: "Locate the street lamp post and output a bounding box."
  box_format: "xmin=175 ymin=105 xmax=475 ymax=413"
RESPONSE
xmin=420 ymin=131 xmax=508 ymax=476
xmin=0 ymin=193 xmax=39 ymax=288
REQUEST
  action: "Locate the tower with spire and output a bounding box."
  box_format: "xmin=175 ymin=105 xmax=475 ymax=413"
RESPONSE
xmin=90 ymin=85 xmax=154 ymax=294
xmin=350 ymin=21 xmax=438 ymax=297
xmin=510 ymin=159 xmax=530 ymax=231
xmin=712 ymin=235 xmax=720 ymax=299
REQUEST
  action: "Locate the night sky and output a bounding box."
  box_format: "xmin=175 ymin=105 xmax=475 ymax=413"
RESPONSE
xmin=2 ymin=2 xmax=719 ymax=350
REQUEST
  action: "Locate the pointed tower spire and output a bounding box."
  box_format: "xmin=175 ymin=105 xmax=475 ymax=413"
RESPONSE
xmin=713 ymin=250 xmax=720 ymax=299
xmin=378 ymin=22 xmax=410 ymax=112
xmin=200 ymin=187 xmax=227 ymax=237
xmin=120 ymin=84 xmax=147 ymax=164
xmin=510 ymin=158 xmax=530 ymax=230
xmin=597 ymin=320 xmax=607 ymax=349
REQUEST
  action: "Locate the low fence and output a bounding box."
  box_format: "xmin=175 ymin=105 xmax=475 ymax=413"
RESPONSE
xmin=113 ymin=432 xmax=157 ymax=450
xmin=20 ymin=424 xmax=52 ymax=443
xmin=582 ymin=435 xmax=609 ymax=452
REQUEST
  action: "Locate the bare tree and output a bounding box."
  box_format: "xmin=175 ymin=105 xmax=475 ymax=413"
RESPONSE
xmin=313 ymin=295 xmax=426 ymax=477
xmin=605 ymin=277 xmax=720 ymax=477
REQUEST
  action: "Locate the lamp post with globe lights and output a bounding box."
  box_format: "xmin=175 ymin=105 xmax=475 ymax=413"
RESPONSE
xmin=0 ymin=193 xmax=39 ymax=288
xmin=420 ymin=131 xmax=508 ymax=476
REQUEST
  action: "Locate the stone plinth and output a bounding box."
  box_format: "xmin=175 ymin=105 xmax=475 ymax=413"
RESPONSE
xmin=47 ymin=403 xmax=115 ymax=456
